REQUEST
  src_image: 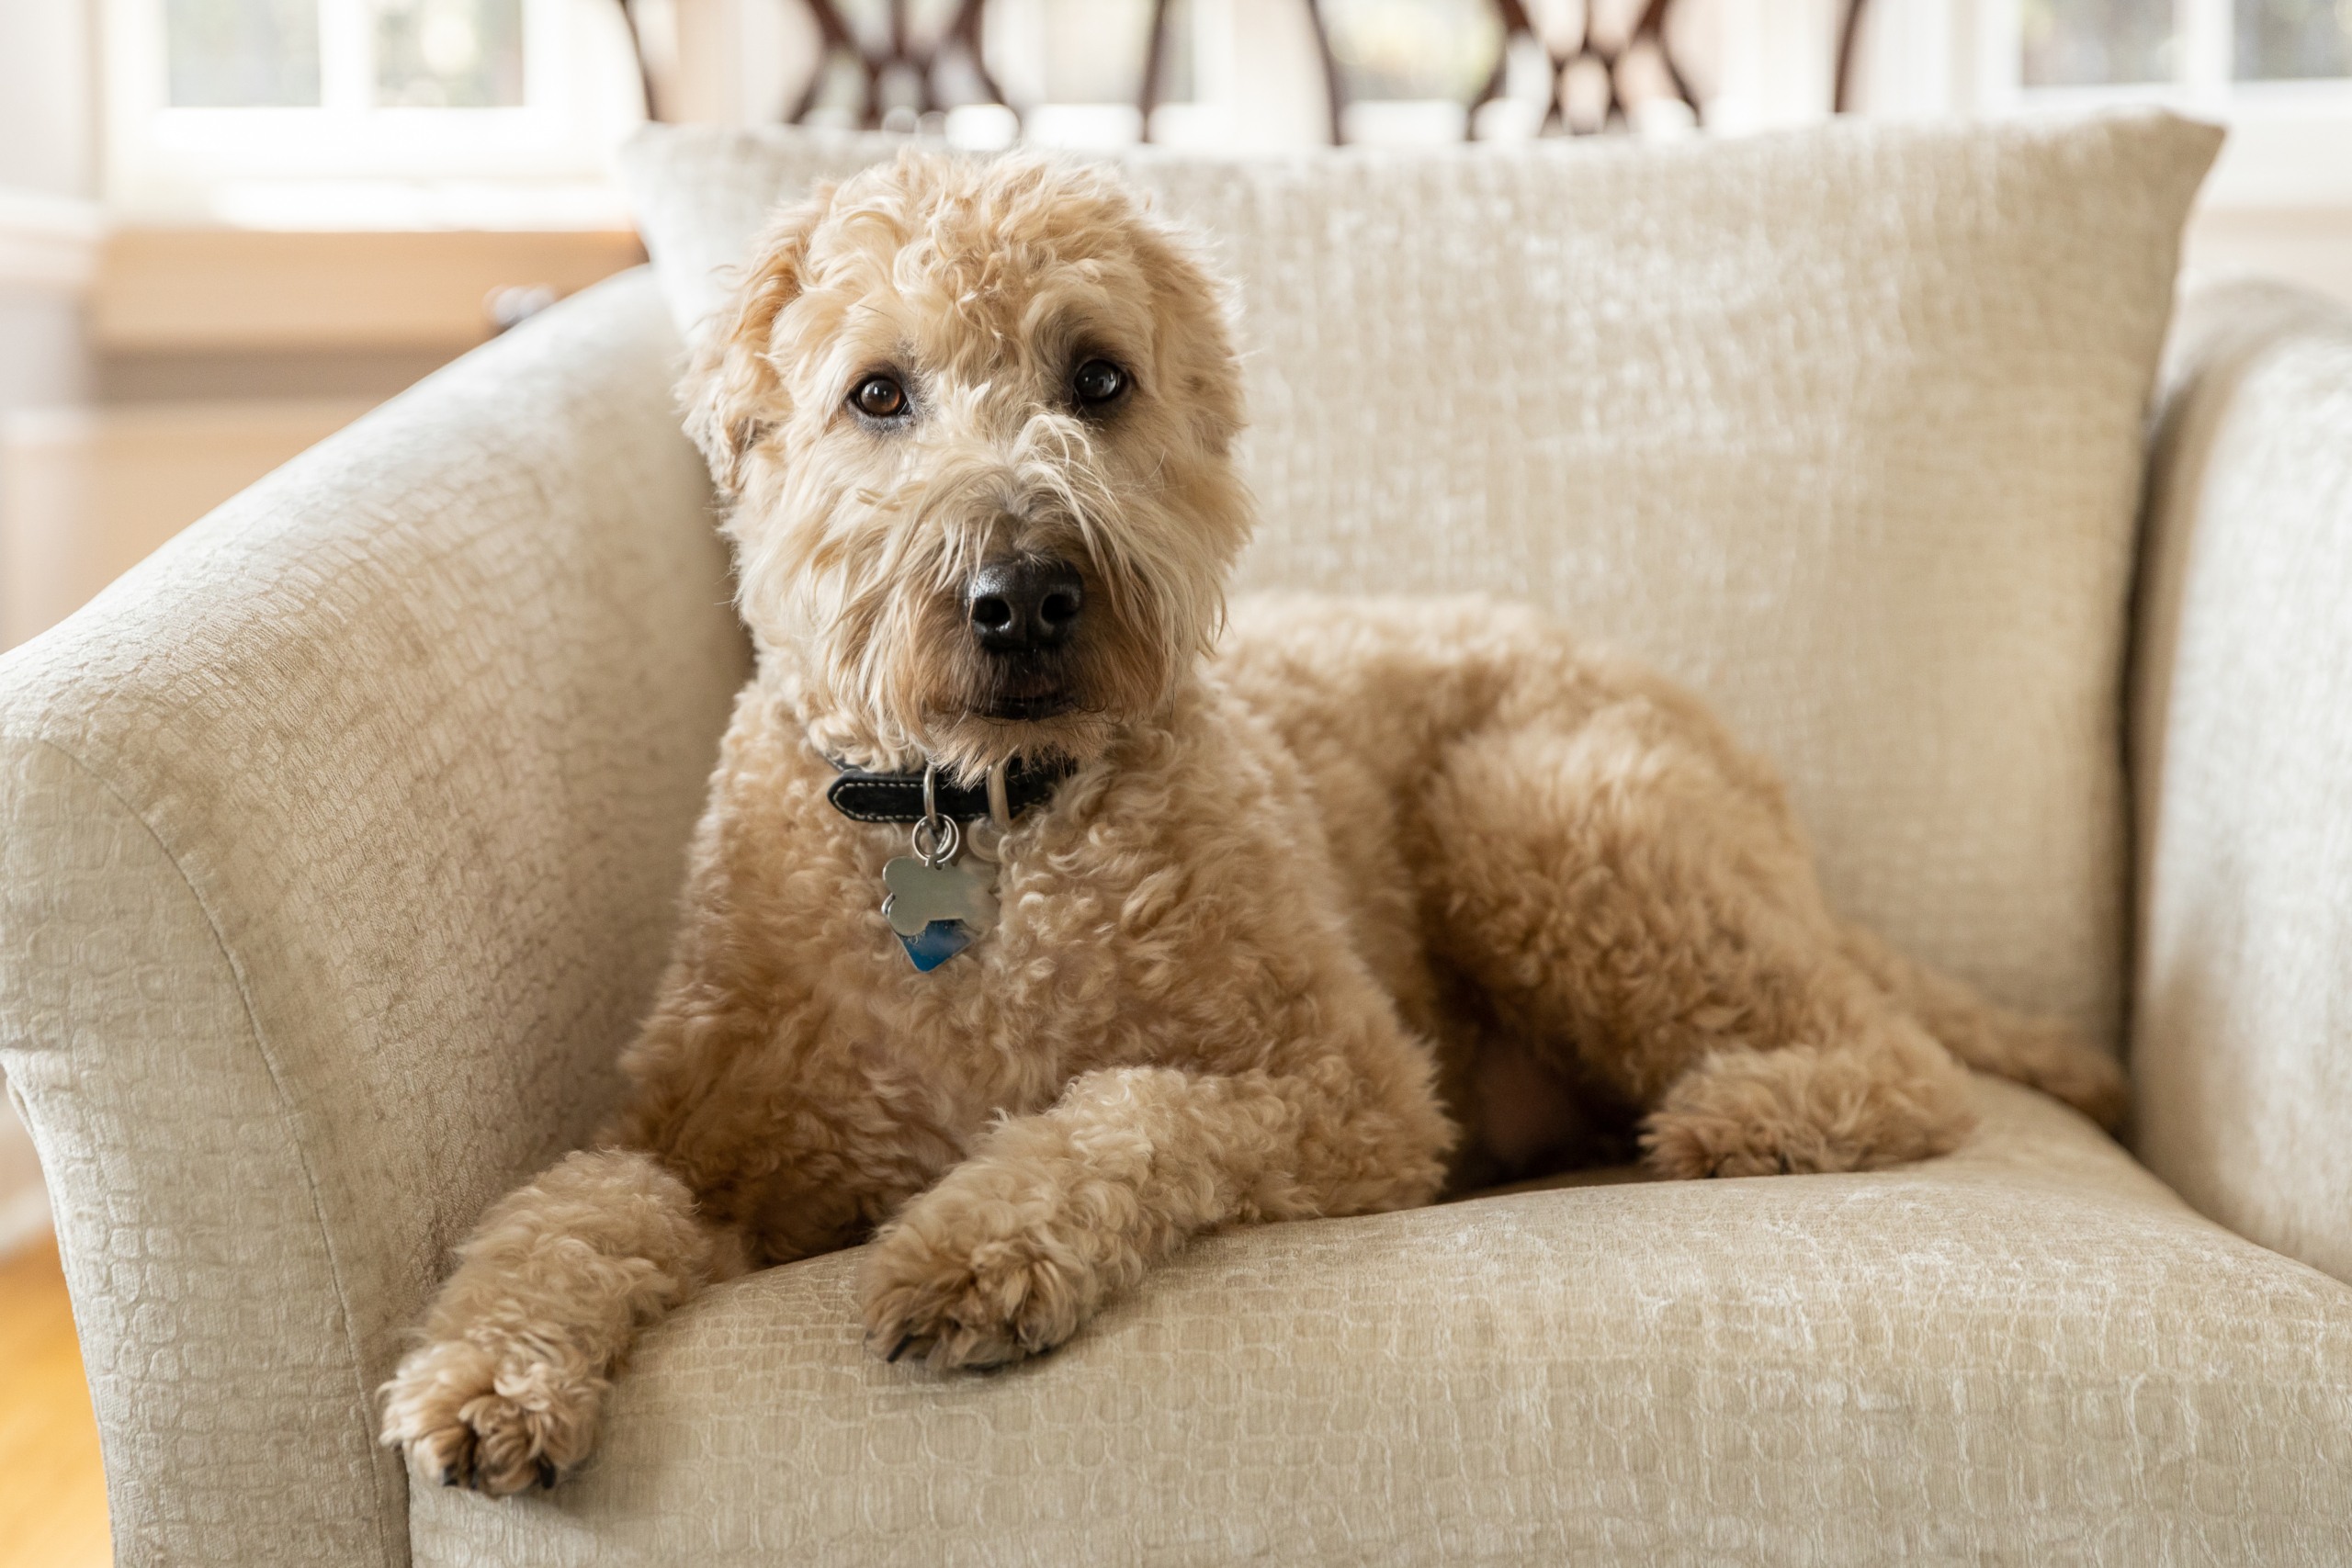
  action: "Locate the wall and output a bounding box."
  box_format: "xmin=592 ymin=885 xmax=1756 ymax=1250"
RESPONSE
xmin=0 ymin=200 xmax=87 ymax=1247
xmin=2185 ymin=206 xmax=2352 ymax=310
xmin=0 ymin=0 xmax=96 ymax=1258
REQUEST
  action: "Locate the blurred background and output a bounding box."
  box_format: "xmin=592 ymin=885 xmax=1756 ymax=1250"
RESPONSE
xmin=0 ymin=2 xmax=2346 ymax=1558
xmin=2 ymin=0 xmax=2348 ymax=676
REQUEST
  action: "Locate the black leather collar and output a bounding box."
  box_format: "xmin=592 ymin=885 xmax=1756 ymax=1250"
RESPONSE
xmin=825 ymin=756 xmax=1073 ymax=825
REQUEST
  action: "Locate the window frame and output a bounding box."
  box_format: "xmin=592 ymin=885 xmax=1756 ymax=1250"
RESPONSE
xmin=1931 ymin=0 xmax=2352 ymax=205
xmin=102 ymin=0 xmax=645 ymax=215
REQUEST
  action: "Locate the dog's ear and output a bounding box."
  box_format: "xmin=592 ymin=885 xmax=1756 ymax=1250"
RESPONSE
xmin=682 ymin=189 xmax=829 ymax=495
xmin=1126 ymin=213 xmax=1247 ymax=459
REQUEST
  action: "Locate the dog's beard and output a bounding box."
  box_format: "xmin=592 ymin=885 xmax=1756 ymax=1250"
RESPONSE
xmin=734 ymin=412 xmax=1247 ymax=777
xmin=759 ymin=518 xmax=1193 ymax=778
xmin=914 ymin=559 xmax=1173 ymax=776
xmin=967 ymin=648 xmax=1082 ymax=722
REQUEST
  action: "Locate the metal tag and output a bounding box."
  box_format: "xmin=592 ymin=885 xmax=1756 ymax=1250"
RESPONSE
xmin=878 ymin=767 xmax=1000 ymax=971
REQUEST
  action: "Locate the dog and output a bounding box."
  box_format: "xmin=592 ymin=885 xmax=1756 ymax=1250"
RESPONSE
xmin=380 ymin=151 xmax=2127 ymax=1495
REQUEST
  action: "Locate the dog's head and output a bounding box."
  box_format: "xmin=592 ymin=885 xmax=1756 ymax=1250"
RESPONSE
xmin=685 ymin=152 xmax=1251 ymax=777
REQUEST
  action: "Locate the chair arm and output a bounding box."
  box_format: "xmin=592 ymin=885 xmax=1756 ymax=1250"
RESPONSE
xmin=2132 ymin=277 xmax=2352 ymax=1281
xmin=0 ymin=268 xmax=745 ymax=1565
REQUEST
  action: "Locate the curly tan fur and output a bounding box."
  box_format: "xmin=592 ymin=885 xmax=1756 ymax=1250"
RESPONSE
xmin=381 ymin=152 xmax=2126 ymax=1495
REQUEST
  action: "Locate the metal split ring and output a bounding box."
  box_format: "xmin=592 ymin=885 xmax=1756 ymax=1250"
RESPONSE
xmin=912 ymin=763 xmax=959 ymax=867
xmin=910 ymin=812 xmax=960 ymax=867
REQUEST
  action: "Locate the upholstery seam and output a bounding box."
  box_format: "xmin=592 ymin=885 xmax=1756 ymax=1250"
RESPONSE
xmin=14 ymin=731 xmax=405 ymax=1566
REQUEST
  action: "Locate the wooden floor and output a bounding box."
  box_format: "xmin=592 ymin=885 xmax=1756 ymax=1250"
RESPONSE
xmin=0 ymin=1237 xmax=110 ymax=1568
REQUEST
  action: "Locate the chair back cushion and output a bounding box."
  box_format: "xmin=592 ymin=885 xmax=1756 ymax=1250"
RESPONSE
xmin=624 ymin=114 xmax=2219 ymax=1043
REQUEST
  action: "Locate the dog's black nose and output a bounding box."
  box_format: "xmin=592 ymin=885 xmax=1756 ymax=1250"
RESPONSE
xmin=966 ymin=557 xmax=1084 ymax=653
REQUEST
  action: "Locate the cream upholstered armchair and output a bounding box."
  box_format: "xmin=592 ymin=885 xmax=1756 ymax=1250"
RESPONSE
xmin=6 ymin=116 xmax=2352 ymax=1566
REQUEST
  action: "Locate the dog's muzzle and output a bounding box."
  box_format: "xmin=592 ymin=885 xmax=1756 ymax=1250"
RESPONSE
xmin=964 ymin=557 xmax=1084 ymax=720
xmin=965 ymin=556 xmax=1084 ymax=653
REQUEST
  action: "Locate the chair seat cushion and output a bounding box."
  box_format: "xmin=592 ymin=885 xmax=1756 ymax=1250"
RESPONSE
xmin=410 ymin=1079 xmax=2352 ymax=1565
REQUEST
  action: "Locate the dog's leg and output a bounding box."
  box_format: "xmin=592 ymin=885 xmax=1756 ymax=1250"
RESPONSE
xmin=859 ymin=1060 xmax=1445 ymax=1370
xmin=1635 ymin=1028 xmax=1977 ymax=1179
xmin=379 ymin=1147 xmax=745 ymax=1495
xmin=1420 ymin=702 xmax=1978 ymax=1179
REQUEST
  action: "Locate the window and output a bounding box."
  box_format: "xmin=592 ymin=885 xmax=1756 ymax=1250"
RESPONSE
xmin=2019 ymin=0 xmax=2352 ymax=85
xmin=104 ymin=0 xmax=646 ymax=219
xmin=371 ymin=0 xmax=527 ymax=107
xmin=1859 ymin=0 xmax=2352 ymax=206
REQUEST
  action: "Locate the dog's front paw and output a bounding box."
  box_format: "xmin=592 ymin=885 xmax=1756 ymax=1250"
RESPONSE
xmin=379 ymin=1338 xmax=603 ymax=1495
xmin=857 ymin=1195 xmax=1093 ymax=1371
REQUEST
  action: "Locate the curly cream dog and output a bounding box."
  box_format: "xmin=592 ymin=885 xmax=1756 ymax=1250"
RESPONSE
xmin=380 ymin=152 xmax=2126 ymax=1495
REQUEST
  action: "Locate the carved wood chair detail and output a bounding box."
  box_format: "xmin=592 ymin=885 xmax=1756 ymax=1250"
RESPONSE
xmin=616 ymin=0 xmax=1871 ymax=136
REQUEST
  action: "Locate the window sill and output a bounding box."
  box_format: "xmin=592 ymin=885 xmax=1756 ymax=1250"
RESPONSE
xmin=93 ymin=219 xmax=646 ymax=353
xmin=0 ymin=192 xmax=105 ymax=294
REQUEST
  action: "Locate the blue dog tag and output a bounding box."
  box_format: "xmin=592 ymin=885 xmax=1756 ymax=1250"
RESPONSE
xmin=899 ymin=919 xmax=975 ymax=971
xmin=880 ymin=851 xmax=997 ymax=972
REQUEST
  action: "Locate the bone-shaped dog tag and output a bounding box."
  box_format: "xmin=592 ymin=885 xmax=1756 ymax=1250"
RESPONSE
xmin=883 ymin=856 xmax=998 ymax=935
xmin=881 ymin=855 xmax=998 ymax=971
xmin=876 ymin=765 xmax=1002 ymax=972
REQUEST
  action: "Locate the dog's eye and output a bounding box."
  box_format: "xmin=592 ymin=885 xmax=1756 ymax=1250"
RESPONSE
xmin=851 ymin=374 xmax=909 ymax=420
xmin=1071 ymin=359 xmax=1127 ymax=408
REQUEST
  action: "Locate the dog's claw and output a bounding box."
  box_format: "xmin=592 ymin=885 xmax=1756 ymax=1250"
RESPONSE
xmin=440 ymin=1464 xmax=459 ymax=1488
xmin=536 ymin=1458 xmax=558 ymax=1491
xmin=887 ymin=1334 xmax=917 ymax=1363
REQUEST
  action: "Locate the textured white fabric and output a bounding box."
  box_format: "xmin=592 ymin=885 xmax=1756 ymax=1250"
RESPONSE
xmin=2133 ymin=279 xmax=2352 ymax=1282
xmin=411 ymin=1078 xmax=2352 ymax=1567
xmin=621 ymin=113 xmax=2221 ymax=1045
xmin=0 ymin=270 xmax=746 ymax=1566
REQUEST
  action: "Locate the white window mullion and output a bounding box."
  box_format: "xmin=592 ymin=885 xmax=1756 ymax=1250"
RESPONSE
xmin=522 ymin=0 xmax=572 ymax=119
xmin=1841 ymin=0 xmax=1980 ymax=118
xmin=319 ymin=0 xmax=372 ymax=116
xmin=1971 ymin=0 xmax=2024 ymax=108
xmin=1920 ymin=0 xmax=2024 ymax=113
xmin=2180 ymin=0 xmax=2233 ymax=104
